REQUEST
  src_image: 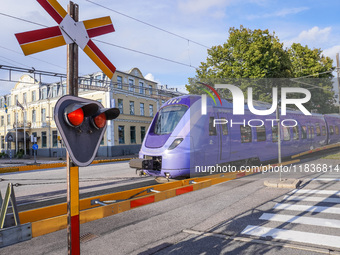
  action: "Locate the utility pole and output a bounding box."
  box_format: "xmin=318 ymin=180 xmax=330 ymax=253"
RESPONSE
xmin=336 ymin=53 xmax=340 ymax=114
xmin=67 ymin=2 xmax=80 ymax=255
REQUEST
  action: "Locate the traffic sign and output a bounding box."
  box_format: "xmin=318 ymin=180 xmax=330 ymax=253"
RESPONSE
xmin=32 ymin=144 xmax=38 ymax=150
xmin=54 ymin=95 xmax=119 ymax=167
xmin=15 ymin=0 xmax=116 ymax=79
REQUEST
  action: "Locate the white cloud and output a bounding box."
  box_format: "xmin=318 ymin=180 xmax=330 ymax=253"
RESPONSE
xmin=178 ymin=0 xmax=231 ymax=14
xmin=248 ymin=7 xmax=309 ymax=19
xmin=284 ymin=26 xmax=332 ymax=48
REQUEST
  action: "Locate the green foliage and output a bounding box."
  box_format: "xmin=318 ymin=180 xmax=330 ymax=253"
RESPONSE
xmin=288 ymin=43 xmax=337 ymax=113
xmin=187 ymin=26 xmax=337 ymax=114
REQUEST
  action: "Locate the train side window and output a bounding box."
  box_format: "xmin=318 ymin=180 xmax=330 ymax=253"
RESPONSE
xmin=330 ymin=125 xmax=334 ymax=135
xmin=272 ymin=126 xmax=278 ymax=142
xmin=293 ymin=126 xmax=299 ymax=140
xmin=256 ymin=126 xmax=266 ymax=142
xmin=221 ymin=117 xmax=228 ymax=135
xmin=301 ymin=126 xmax=307 ymax=139
xmin=240 ymin=125 xmax=252 ymax=143
xmin=322 ymin=126 xmax=326 ymax=136
xmin=283 ymin=126 xmax=291 ymax=141
xmin=310 ymin=126 xmax=315 ymax=138
xmin=315 ymin=123 xmax=321 ymax=136
xmin=209 ymin=117 xmax=217 ymax=136
xmin=335 ymin=126 xmax=339 ymax=135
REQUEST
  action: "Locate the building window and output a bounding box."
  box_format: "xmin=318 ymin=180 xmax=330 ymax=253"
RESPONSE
xmin=140 ymin=103 xmax=144 ymax=116
xmin=117 ymin=76 xmax=123 ymax=89
xmin=141 ymin=126 xmax=146 ymax=142
xmin=32 ymin=109 xmax=36 ymax=123
xmin=149 ymin=104 xmax=153 ymax=117
xmin=139 ymin=82 xmax=144 ymax=94
xmin=130 ymin=126 xmax=136 ymax=144
xmin=1 ymin=136 xmax=4 ymax=149
xmin=42 ymin=131 xmax=47 ymax=147
xmin=41 ymin=108 xmax=46 ymax=122
xmin=209 ymin=117 xmax=217 ymax=136
xmin=52 ymin=86 xmax=58 ymax=97
xmin=0 ymin=116 xmax=3 ymax=127
xmin=41 ymin=88 xmax=47 ymax=99
xmin=7 ymin=114 xmax=10 ymax=125
xmin=52 ymin=130 xmax=58 ymax=147
xmin=149 ymin=85 xmax=152 ymax=95
xmin=118 ymin=126 xmax=125 ymax=144
xmin=7 ymin=96 xmax=11 ymax=106
xmin=129 ymin=79 xmax=134 ymax=92
xmin=241 ymin=125 xmax=252 ymax=143
xmin=118 ymin=99 xmax=123 ymax=114
xmin=94 ymin=74 xmax=102 ymax=86
xmin=23 ymin=92 xmax=27 ymax=104
xmin=256 ymin=126 xmax=266 ymax=142
xmin=14 ymin=95 xmax=18 ymax=105
xmin=31 ymin=91 xmax=36 ymax=102
xmin=130 ymin=101 xmax=135 ymax=115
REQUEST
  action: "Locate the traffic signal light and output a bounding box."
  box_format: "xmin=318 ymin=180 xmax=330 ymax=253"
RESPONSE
xmin=54 ymin=95 xmax=120 ymax=166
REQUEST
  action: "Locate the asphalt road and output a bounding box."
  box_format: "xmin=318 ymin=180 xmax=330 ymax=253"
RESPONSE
xmin=0 ymin=161 xmax=157 ymax=210
xmin=1 ymin=151 xmax=340 ymax=255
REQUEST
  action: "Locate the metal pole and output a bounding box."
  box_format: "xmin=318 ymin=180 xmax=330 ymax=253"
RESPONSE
xmin=336 ymin=53 xmax=340 ymax=114
xmin=15 ymin=110 xmax=18 ymax=154
xmin=67 ymin=2 xmax=80 ymax=255
xmin=24 ymin=110 xmax=26 ymax=156
xmin=276 ymin=93 xmax=282 ymax=181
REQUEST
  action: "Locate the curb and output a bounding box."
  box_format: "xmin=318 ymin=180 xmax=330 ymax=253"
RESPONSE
xmin=264 ymin=179 xmax=301 ymax=189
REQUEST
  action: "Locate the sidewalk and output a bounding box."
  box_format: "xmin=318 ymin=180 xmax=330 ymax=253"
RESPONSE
xmin=0 ymin=154 xmax=137 ymax=168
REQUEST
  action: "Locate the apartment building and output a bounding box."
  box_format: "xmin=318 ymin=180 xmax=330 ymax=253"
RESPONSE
xmin=0 ymin=67 xmax=183 ymax=157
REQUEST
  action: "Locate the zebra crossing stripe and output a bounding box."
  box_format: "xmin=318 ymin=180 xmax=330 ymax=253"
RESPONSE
xmin=283 ymin=195 xmax=340 ymax=204
xmin=260 ymin=213 xmax=340 ymax=229
xmin=273 ymin=203 xmax=340 ymax=214
xmin=290 ymin=189 xmax=340 ymax=196
xmin=241 ymin=225 xmax=340 ymax=249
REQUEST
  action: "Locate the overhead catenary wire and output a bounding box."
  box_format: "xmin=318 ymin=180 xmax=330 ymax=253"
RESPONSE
xmin=85 ymin=0 xmax=209 ymax=49
xmin=93 ymin=39 xmax=197 ymax=69
xmin=0 ymin=11 xmax=199 ymax=70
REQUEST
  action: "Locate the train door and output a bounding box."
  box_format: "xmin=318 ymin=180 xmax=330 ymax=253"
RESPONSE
xmin=206 ymin=114 xmax=220 ymax=165
xmin=217 ymin=112 xmax=230 ymax=162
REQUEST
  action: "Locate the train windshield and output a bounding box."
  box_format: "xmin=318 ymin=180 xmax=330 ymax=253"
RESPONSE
xmin=154 ymin=105 xmax=188 ymax=135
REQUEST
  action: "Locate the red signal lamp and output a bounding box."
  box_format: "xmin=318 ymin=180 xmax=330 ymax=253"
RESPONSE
xmin=67 ymin=108 xmax=84 ymax=127
xmin=93 ymin=112 xmax=107 ymax=129
xmin=91 ymin=108 xmax=120 ymax=129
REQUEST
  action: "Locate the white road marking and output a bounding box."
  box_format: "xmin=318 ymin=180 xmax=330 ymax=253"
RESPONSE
xmin=273 ymin=203 xmax=340 ymax=214
xmin=311 ymin=178 xmax=340 ymax=182
xmin=290 ymin=189 xmax=340 ymax=196
xmin=260 ymin=213 xmax=340 ymax=229
xmin=241 ymin=225 xmax=340 ymax=249
xmin=283 ymin=195 xmax=340 ymax=204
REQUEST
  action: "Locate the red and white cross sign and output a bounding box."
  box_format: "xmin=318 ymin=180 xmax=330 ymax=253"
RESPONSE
xmin=15 ymin=0 xmax=116 ymax=79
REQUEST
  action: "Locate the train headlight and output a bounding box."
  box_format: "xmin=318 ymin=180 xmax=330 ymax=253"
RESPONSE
xmin=168 ymin=138 xmax=183 ymax=150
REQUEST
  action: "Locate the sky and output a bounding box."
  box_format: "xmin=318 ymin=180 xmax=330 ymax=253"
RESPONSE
xmin=1 ymin=0 xmax=340 ymax=96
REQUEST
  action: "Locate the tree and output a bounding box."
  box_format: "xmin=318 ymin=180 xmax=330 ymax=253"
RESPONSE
xmin=288 ymin=43 xmax=337 ymax=113
xmin=187 ymin=26 xmax=337 ymax=113
xmin=187 ymin=26 xmax=292 ymax=99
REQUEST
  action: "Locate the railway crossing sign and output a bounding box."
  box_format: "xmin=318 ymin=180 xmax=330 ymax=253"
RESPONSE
xmin=15 ymin=0 xmax=116 ymax=79
xmin=14 ymin=1 xmax=118 ymax=254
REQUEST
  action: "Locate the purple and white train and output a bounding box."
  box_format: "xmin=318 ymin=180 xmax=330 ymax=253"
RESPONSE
xmin=130 ymin=95 xmax=340 ymax=180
